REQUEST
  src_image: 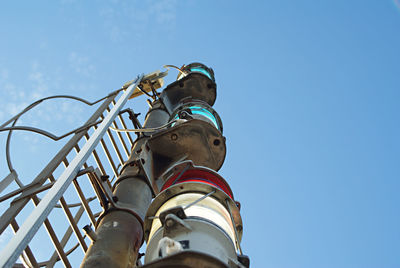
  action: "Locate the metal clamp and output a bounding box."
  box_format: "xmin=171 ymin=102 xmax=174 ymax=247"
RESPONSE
xmin=89 ymin=168 xmax=145 ymax=240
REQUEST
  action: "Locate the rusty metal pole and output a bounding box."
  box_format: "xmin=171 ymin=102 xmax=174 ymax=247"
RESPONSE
xmin=80 ymin=100 xmax=169 ymax=268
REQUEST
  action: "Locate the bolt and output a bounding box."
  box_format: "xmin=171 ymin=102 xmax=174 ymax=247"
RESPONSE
xmin=177 ymin=211 xmax=184 ymax=218
xmin=83 ymin=225 xmax=98 ymax=242
xmin=165 ymin=218 xmax=174 ymax=228
xmin=171 ymin=133 xmax=178 ymax=141
xmin=129 ymin=165 xmax=139 ymax=174
xmin=235 ymin=201 xmax=241 ymax=210
xmin=213 ymin=139 xmax=220 ymax=146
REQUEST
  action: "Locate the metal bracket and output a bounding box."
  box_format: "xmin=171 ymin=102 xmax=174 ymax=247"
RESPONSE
xmin=89 ymin=169 xmax=145 ymax=240
xmin=159 ymin=206 xmax=191 ymax=237
xmin=236 ymin=255 xmax=250 ymax=268
xmin=159 ymin=206 xmax=187 ymax=223
xmin=119 ymin=108 xmax=142 ymax=133
xmin=227 ymin=257 xmax=247 ymax=268
xmin=162 ymin=214 xmax=192 ymax=237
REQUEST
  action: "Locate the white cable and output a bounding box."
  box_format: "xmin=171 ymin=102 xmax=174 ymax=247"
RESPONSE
xmin=108 ymin=119 xmax=186 ymax=133
xmin=146 ymin=190 xmax=216 ymax=220
xmin=183 ymin=190 xmax=216 ymax=210
xmin=163 ymin=65 xmax=187 ymax=76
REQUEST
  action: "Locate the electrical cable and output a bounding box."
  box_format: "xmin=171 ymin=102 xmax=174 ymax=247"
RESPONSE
xmin=0 ymin=120 xmax=103 ymax=141
xmin=0 ymin=92 xmax=121 ymax=130
xmin=0 ymin=118 xmax=103 ymax=197
xmin=108 ymin=119 xmax=184 ymax=133
xmin=164 ymin=64 xmax=188 ymax=81
xmin=163 ymin=64 xmax=186 ymax=76
xmin=183 ymin=190 xmax=216 ymax=210
xmin=149 ymin=80 xmax=159 ymax=100
xmin=136 ymin=84 xmax=154 ymax=99
xmin=146 ymin=190 xmax=216 ymax=220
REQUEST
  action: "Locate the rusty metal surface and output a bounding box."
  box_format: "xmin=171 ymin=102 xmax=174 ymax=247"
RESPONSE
xmin=80 ymin=211 xmax=143 ymax=268
xmin=140 ymin=119 xmax=226 ymax=192
xmin=160 ymin=73 xmax=217 ymax=114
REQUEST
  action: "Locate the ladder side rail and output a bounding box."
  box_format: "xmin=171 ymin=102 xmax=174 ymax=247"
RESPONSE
xmin=9 ymin=220 xmax=39 ymax=268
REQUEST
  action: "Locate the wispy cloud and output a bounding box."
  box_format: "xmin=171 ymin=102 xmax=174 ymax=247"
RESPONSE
xmin=98 ymin=0 xmax=178 ymax=42
xmin=29 ymin=64 xmax=49 ymax=99
xmin=69 ymin=52 xmax=96 ymax=77
xmin=152 ymin=0 xmax=177 ymax=25
xmin=0 ymin=63 xmax=89 ymax=142
xmin=0 ymin=63 xmax=50 ymax=122
xmin=0 ymin=68 xmax=9 ymax=80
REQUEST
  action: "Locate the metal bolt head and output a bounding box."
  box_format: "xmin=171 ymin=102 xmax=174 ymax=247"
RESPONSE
xmin=177 ymin=211 xmax=184 ymax=218
xmin=171 ymin=133 xmax=178 ymax=141
xmin=165 ymin=218 xmax=174 ymax=228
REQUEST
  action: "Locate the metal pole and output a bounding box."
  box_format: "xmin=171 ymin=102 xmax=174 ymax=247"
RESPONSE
xmin=80 ymin=99 xmax=170 ymax=268
xmin=0 ymin=76 xmax=143 ymax=268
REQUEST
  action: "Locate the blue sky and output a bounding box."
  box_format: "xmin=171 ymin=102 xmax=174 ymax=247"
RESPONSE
xmin=0 ymin=1 xmax=399 ymax=267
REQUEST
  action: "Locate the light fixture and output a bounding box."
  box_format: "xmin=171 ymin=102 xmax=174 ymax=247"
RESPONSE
xmin=170 ymin=100 xmax=223 ymax=132
xmin=177 ymin=62 xmax=215 ymax=82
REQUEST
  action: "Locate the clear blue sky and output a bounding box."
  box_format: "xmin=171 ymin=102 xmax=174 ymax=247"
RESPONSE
xmin=0 ymin=1 xmax=399 ymax=267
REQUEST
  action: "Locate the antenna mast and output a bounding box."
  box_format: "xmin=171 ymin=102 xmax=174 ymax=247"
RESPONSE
xmin=0 ymin=63 xmax=249 ymax=268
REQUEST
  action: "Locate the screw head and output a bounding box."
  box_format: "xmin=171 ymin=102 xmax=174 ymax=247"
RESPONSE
xmin=213 ymin=139 xmax=220 ymax=146
xmin=165 ymin=218 xmax=174 ymax=228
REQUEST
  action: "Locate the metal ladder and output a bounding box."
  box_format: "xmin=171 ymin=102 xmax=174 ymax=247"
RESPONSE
xmin=0 ymin=75 xmax=144 ymax=267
